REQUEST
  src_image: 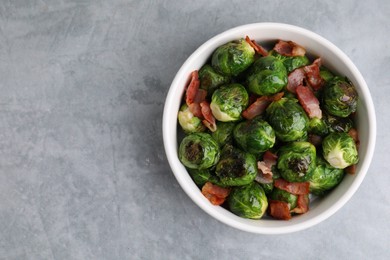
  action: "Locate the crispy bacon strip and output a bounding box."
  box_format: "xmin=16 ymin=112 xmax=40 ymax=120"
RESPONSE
xmin=263 ymin=150 xmax=278 ymax=166
xmin=304 ymin=58 xmax=324 ymax=90
xmin=200 ymin=101 xmax=217 ymax=132
xmin=308 ymin=134 xmax=323 ymax=147
xmin=188 ymin=103 xmax=203 ymax=118
xmin=255 ymin=151 xmax=278 ymax=184
xmin=287 ymin=68 xmax=305 ymax=93
xmin=296 ymin=85 xmax=322 ymax=119
xmin=245 ymin=36 xmax=268 ymax=56
xmin=346 ymin=128 xmax=359 ymax=174
xmin=201 ymin=182 xmax=230 ymax=206
xmin=290 ymin=194 xmax=309 ymax=214
xmin=242 ymin=92 xmax=284 ymax=120
xmin=274 ymin=40 xmax=306 ymax=57
xmin=269 ymin=200 xmax=291 ymax=220
xmin=194 ymin=89 xmax=207 ymax=103
xmin=185 ymin=70 xmax=200 ymax=105
xmin=345 ymin=164 xmax=357 ymax=175
xmin=274 ymin=179 xmax=310 ymax=195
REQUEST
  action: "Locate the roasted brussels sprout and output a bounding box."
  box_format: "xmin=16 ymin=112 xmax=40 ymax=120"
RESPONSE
xmin=247 ymin=56 xmax=288 ymax=95
xmin=211 ymin=121 xmax=236 ymax=147
xmin=210 ymin=83 xmax=249 ymax=122
xmin=233 ymin=117 xmax=275 ymax=154
xmin=179 ymin=133 xmax=220 ymax=169
xmin=178 ymin=104 xmax=205 ymax=133
xmin=212 ymin=145 xmax=257 ymax=186
xmin=260 ymin=182 xmax=274 ymax=195
xmin=211 ymin=38 xmax=255 ymax=76
xmin=266 ymin=98 xmax=309 ymax=142
xmin=308 ymin=117 xmax=328 ymax=136
xmin=199 ymin=64 xmax=230 ymax=96
xmin=324 ymin=113 xmax=353 ymax=133
xmin=270 ymin=187 xmax=298 ymax=209
xmin=323 ymin=77 xmax=358 ymax=118
xmin=269 ymin=50 xmax=310 ymax=73
xmin=188 ymin=168 xmax=212 ymax=186
xmin=319 ymin=66 xmax=335 ymax=82
xmin=309 ymin=156 xmax=345 ymax=196
xmin=277 ymin=142 xmax=317 ymax=182
xmin=228 ymin=182 xmax=268 ymax=219
xmin=322 ymin=132 xmax=358 ymax=169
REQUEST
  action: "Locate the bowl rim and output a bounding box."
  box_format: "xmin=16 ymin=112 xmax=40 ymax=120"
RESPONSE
xmin=162 ymin=22 xmax=376 ymax=234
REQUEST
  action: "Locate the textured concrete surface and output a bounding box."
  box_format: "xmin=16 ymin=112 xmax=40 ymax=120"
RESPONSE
xmin=0 ymin=0 xmax=389 ymax=259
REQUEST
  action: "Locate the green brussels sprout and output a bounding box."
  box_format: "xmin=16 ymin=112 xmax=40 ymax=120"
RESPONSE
xmin=320 ymin=66 xmax=335 ymax=82
xmin=211 ymin=121 xmax=236 ymax=147
xmin=309 ymin=156 xmax=345 ymax=196
xmin=199 ymin=64 xmax=230 ymax=96
xmin=211 ymin=38 xmax=255 ymax=76
xmin=323 ymin=77 xmax=358 ymax=118
xmin=178 ymin=104 xmax=206 ymax=133
xmin=233 ymin=118 xmax=275 ymax=154
xmin=269 ymin=50 xmax=310 ymax=73
xmin=179 ymin=133 xmax=220 ymax=169
xmin=322 ymin=132 xmax=359 ymax=169
xmin=228 ymin=182 xmax=268 ymax=219
xmin=188 ymin=168 xmax=212 ymax=186
xmin=260 ymin=182 xmax=274 ymax=195
xmin=324 ymin=113 xmax=353 ymax=133
xmin=212 ymin=145 xmax=257 ymax=186
xmin=277 ymin=142 xmax=317 ymax=182
xmin=308 ymin=117 xmax=329 ymax=136
xmin=210 ymin=83 xmax=249 ymax=122
xmin=247 ymin=56 xmax=288 ymax=95
xmin=270 ymin=187 xmax=298 ymax=209
xmin=266 ymin=98 xmax=309 ymax=142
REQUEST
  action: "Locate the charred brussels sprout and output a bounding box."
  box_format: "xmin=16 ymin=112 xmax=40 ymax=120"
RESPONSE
xmin=324 ymin=113 xmax=353 ymax=133
xmin=179 ymin=133 xmax=220 ymax=169
xmin=270 ymin=187 xmax=298 ymax=209
xmin=212 ymin=145 xmax=257 ymax=186
xmin=210 ymin=83 xmax=249 ymax=122
xmin=308 ymin=117 xmax=328 ymax=136
xmin=322 ymin=132 xmax=358 ymax=169
xmin=309 ymin=156 xmax=345 ymax=196
xmin=266 ymin=98 xmax=309 ymax=142
xmin=277 ymin=142 xmax=317 ymax=182
xmin=211 ymin=39 xmax=255 ymax=76
xmin=178 ymin=104 xmax=205 ymax=133
xmin=233 ymin=118 xmax=275 ymax=154
xmin=247 ymin=56 xmax=288 ymax=95
xmin=199 ymin=64 xmax=230 ymax=96
xmin=269 ymin=50 xmax=310 ymax=73
xmin=211 ymin=121 xmax=236 ymax=147
xmin=188 ymin=168 xmax=212 ymax=186
xmin=323 ymin=77 xmax=358 ymax=117
xmin=228 ymin=182 xmax=268 ymax=219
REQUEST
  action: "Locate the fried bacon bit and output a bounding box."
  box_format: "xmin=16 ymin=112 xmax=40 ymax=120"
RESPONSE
xmin=245 ymin=36 xmax=268 ymax=56
xmin=200 ymin=101 xmax=217 ymax=132
xmin=242 ymin=92 xmax=284 ymax=120
xmin=348 ymin=128 xmax=359 ymax=144
xmin=194 ymin=89 xmax=207 ymax=103
xmin=308 ymin=134 xmax=323 ymax=147
xmin=263 ymin=150 xmax=278 ymax=166
xmin=287 ymin=68 xmax=306 ymax=93
xmin=345 ymin=164 xmax=357 ymax=175
xmin=290 ymin=194 xmax=309 ymax=214
xmin=274 ymin=178 xmax=310 ymax=195
xmin=274 ymin=40 xmax=306 ymax=57
xmin=255 ymin=151 xmax=278 ymax=184
xmin=268 ymin=200 xmax=291 ymax=220
xmin=304 ymin=58 xmax=324 ymax=90
xmin=296 ymin=85 xmax=322 ymax=119
xmin=188 ymin=102 xmax=203 ymax=118
xmin=185 ymin=70 xmax=200 ymax=105
xmin=201 ymin=182 xmax=230 ymax=206
xmin=345 ymin=128 xmax=359 ymax=174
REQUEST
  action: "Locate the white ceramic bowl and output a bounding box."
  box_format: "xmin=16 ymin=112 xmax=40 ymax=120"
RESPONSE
xmin=163 ymin=23 xmax=376 ymax=234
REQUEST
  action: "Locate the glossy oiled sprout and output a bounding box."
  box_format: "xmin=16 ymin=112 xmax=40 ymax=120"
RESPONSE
xmin=212 ymin=145 xmax=257 ymax=186
xmin=270 ymin=188 xmax=298 ymax=209
xmin=177 ymin=104 xmax=205 ymax=133
xmin=210 ymin=83 xmax=249 ymax=122
xmin=233 ymin=117 xmax=275 ymax=154
xmin=277 ymin=141 xmax=317 ymax=182
xmin=323 ymin=76 xmax=358 ymax=118
xmin=266 ymin=98 xmax=309 ymax=142
xmin=308 ymin=117 xmax=328 ymax=136
xmin=211 ymin=38 xmax=255 ymax=76
xmin=188 ymin=168 xmax=212 ymax=186
xmin=211 ymin=121 xmax=236 ymax=147
xmin=308 ymin=156 xmax=345 ymax=196
xmin=247 ymin=56 xmax=288 ymax=95
xmin=228 ymin=182 xmax=268 ymax=219
xmin=178 ymin=133 xmax=220 ymax=170
xmin=322 ymin=132 xmax=358 ymax=169
xmin=269 ymin=50 xmax=310 ymax=73
xmin=199 ymin=64 xmax=230 ymax=96
xmin=324 ymin=113 xmax=353 ymax=133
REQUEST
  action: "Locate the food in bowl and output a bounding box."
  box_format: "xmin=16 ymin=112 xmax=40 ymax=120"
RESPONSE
xmin=177 ymin=37 xmax=360 ymax=220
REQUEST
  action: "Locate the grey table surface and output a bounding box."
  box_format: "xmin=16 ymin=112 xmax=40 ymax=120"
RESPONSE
xmin=0 ymin=0 xmax=389 ymax=259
